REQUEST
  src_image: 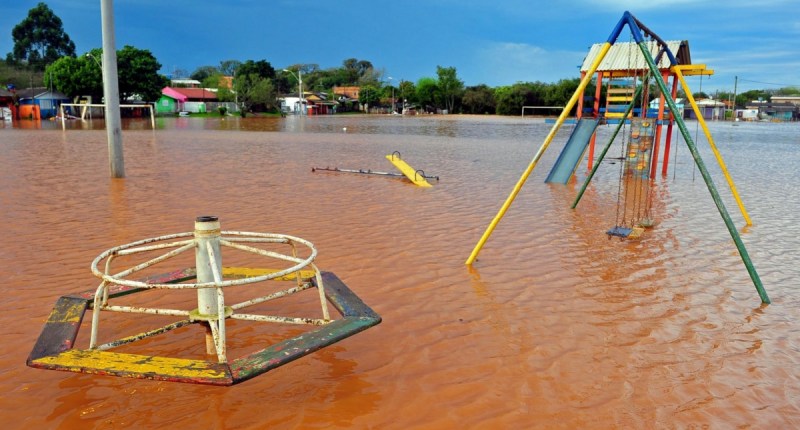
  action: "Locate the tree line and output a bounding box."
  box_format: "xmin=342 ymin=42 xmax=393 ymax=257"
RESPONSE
xmin=3 ymin=3 xmax=798 ymax=117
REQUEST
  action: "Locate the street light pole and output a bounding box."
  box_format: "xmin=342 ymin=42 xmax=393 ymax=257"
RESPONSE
xmin=282 ymin=68 xmax=304 ymax=115
xmin=388 ymin=76 xmax=394 ymax=114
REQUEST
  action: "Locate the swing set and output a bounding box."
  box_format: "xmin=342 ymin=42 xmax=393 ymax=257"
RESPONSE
xmin=465 ymin=11 xmax=770 ymax=304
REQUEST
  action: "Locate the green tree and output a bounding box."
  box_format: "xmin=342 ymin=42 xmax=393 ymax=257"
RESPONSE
xmin=359 ymin=85 xmax=380 ymax=111
xmin=236 ymin=60 xmax=276 ymax=80
xmin=398 ymin=80 xmax=417 ymax=106
xmin=7 ymin=3 xmax=76 ymax=70
xmin=191 ymin=65 xmax=220 ymax=81
xmin=201 ymin=73 xmax=226 ymax=89
xmin=436 ymin=66 xmax=464 ymax=113
xmin=495 ymin=83 xmax=545 ymax=115
xmin=45 ymin=46 xmax=167 ymax=102
xmin=116 ymin=45 xmax=169 ymax=101
xmin=219 ymin=60 xmax=241 ymax=76
xmin=737 ymin=89 xmax=770 ymax=107
xmin=776 ymin=86 xmax=800 ymax=96
xmin=234 ymin=73 xmax=276 ymax=115
xmin=462 ymin=84 xmax=496 ymax=114
xmin=545 ymin=78 xmax=581 ymax=108
xmin=44 ymin=52 xmax=102 ymax=99
xmin=342 ymin=58 xmax=373 ymax=84
xmin=416 ymin=77 xmax=438 ymax=112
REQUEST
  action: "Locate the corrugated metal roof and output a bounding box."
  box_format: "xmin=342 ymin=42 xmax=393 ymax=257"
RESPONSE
xmin=580 ymin=40 xmax=691 ymax=72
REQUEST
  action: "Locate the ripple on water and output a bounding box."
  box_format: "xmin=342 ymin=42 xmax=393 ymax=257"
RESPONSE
xmin=1 ymin=118 xmax=798 ymax=428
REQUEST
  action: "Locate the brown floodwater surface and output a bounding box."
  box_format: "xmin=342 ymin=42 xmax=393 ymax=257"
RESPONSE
xmin=1 ymin=115 xmax=798 ymax=428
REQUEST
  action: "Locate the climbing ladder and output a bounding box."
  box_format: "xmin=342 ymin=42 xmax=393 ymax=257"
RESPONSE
xmin=605 ymin=77 xmax=635 ymax=120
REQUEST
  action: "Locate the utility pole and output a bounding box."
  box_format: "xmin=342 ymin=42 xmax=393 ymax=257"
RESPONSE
xmin=101 ymin=0 xmax=125 ymax=178
xmin=731 ymin=75 xmax=738 ymax=121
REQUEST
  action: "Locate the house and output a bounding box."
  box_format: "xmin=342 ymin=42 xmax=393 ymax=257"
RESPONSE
xmin=156 ymin=86 xmax=218 ymax=114
xmin=648 ymin=97 xmax=684 ymax=118
xmin=13 ymin=87 xmax=70 ymax=119
xmin=156 ymin=87 xmax=187 ymax=114
xmin=280 ymin=93 xmax=308 ymax=114
xmin=305 ymin=93 xmax=338 ymax=115
xmin=685 ymin=98 xmax=725 ymax=120
xmin=734 ymin=108 xmax=759 ymax=121
xmin=746 ymin=100 xmax=797 ymax=121
xmin=279 ymin=92 xmax=339 ymax=115
xmin=332 ymin=86 xmax=364 ymax=112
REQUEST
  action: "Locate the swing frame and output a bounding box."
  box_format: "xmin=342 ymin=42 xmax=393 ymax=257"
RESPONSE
xmin=465 ymin=11 xmax=770 ymax=305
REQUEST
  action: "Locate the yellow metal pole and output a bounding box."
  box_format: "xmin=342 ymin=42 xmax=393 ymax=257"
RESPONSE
xmin=465 ymin=42 xmax=613 ymax=265
xmin=673 ymin=65 xmax=752 ymax=226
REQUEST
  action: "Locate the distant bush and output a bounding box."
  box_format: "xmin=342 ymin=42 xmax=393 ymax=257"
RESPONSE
xmin=218 ymin=106 xmax=227 ymax=116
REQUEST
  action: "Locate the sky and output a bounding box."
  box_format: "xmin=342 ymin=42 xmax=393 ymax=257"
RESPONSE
xmin=1 ymin=0 xmax=798 ymax=94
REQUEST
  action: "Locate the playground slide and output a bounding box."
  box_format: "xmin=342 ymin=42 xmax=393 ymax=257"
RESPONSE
xmin=544 ymin=118 xmax=600 ymax=184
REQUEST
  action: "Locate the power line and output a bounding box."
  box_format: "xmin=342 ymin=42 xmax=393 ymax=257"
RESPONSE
xmin=737 ymin=78 xmax=800 ymax=88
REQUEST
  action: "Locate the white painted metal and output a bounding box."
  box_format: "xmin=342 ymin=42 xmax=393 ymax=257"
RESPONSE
xmin=87 ymin=219 xmax=331 ymax=363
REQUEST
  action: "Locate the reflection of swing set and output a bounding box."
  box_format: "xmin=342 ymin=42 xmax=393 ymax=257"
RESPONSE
xmin=466 ymin=11 xmax=770 ymax=304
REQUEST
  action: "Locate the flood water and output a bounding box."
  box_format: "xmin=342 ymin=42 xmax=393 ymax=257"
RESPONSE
xmin=1 ymin=115 xmax=798 ymax=428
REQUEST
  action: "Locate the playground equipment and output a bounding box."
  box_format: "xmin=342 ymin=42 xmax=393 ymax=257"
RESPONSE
xmin=27 ymin=217 xmax=380 ymax=385
xmin=312 ymin=151 xmax=438 ymax=187
xmin=465 ymin=11 xmax=769 ymax=304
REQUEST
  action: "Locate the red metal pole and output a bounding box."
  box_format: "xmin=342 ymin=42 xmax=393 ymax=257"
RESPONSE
xmin=660 ymin=72 xmax=680 ymax=176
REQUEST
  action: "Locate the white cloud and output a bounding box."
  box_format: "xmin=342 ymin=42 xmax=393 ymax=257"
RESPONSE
xmin=470 ymin=42 xmax=586 ymax=86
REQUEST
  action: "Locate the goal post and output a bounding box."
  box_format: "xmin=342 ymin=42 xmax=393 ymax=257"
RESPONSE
xmin=59 ymin=103 xmax=155 ymax=130
xmin=521 ymin=106 xmax=565 ymax=118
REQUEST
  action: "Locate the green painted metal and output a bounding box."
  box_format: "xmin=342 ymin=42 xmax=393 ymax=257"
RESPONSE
xmin=635 ymin=40 xmax=770 ymax=304
xmin=572 ymin=83 xmax=645 ymax=209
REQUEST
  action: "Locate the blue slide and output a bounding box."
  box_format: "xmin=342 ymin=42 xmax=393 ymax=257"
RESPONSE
xmin=545 ymin=118 xmax=600 ymax=184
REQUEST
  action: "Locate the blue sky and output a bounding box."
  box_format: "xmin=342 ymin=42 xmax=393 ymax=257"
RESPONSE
xmin=1 ymin=0 xmax=798 ymax=94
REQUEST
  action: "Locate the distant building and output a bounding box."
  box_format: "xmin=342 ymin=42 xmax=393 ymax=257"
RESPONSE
xmin=170 ymin=79 xmax=201 ymax=88
xmin=14 ymin=87 xmax=70 ymax=119
xmin=648 ymin=97 xmax=685 ymax=118
xmin=734 ymin=108 xmax=759 ymax=121
xmin=279 ymin=92 xmax=339 ymax=115
xmin=771 ymin=95 xmax=800 ymax=106
xmin=746 ymin=100 xmax=797 ymax=121
xmin=157 ymin=87 xmax=217 ymax=113
xmin=685 ymin=98 xmax=725 ymax=120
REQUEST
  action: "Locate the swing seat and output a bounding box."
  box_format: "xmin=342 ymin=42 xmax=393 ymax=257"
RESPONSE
xmin=607 ymin=226 xmax=632 ymax=238
xmin=638 ymin=218 xmax=655 ymax=228
xmin=627 ymin=226 xmax=645 ymax=239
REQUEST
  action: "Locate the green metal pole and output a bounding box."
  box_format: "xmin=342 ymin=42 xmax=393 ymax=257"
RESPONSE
xmin=637 ymin=41 xmax=769 ymax=304
xmin=572 ymin=83 xmax=644 ymax=209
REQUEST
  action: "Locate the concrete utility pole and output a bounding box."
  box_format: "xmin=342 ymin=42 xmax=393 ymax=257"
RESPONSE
xmin=101 ymin=0 xmax=125 ymax=178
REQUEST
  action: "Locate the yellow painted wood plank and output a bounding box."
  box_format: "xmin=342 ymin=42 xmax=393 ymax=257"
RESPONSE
xmin=628 ymin=226 xmax=645 ymax=239
xmin=222 ymin=267 xmax=315 ymax=281
xmin=385 ymin=155 xmax=432 ymax=187
xmin=32 ymin=349 xmax=229 ymax=380
xmin=607 ymin=96 xmax=633 ymax=102
xmin=46 ymin=297 xmax=87 ymax=324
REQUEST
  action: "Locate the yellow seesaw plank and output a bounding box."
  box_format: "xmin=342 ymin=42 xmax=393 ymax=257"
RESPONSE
xmin=385 ymin=155 xmax=432 ymax=187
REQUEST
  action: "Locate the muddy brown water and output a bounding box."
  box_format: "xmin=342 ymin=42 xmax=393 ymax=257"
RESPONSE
xmin=1 ymin=115 xmax=798 ymax=428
